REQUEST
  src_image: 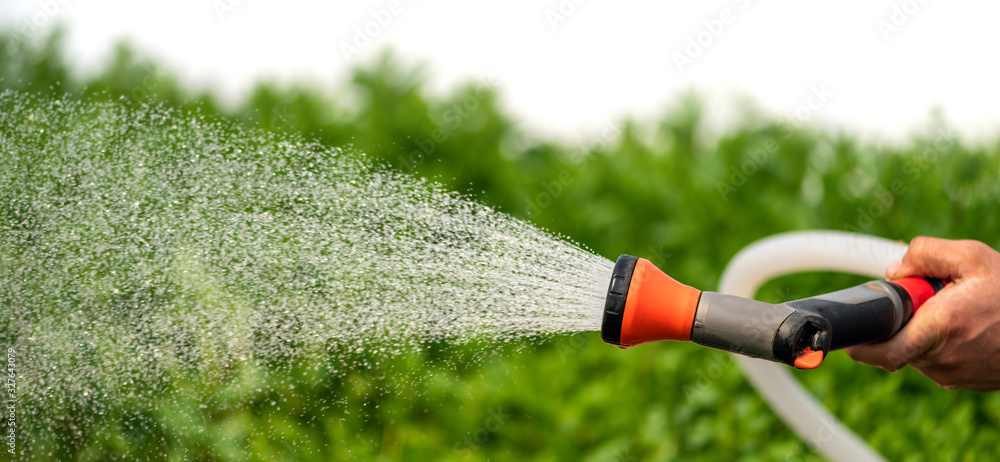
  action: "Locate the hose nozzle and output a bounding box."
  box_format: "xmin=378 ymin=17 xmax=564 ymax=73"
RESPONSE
xmin=601 ymin=254 xmax=945 ymax=369
xmin=601 ymin=255 xmax=701 ymax=347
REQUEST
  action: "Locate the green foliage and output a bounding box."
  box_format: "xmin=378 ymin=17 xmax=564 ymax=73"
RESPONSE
xmin=3 ymin=29 xmax=1000 ymax=461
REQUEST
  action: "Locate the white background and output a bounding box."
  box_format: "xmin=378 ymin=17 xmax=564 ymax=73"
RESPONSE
xmin=2 ymin=0 xmax=998 ymax=143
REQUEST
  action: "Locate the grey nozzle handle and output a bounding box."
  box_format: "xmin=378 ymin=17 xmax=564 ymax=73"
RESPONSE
xmin=691 ymin=280 xmax=923 ymax=367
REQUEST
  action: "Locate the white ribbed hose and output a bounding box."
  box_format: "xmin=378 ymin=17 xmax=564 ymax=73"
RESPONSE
xmin=719 ymin=230 xmax=906 ymax=462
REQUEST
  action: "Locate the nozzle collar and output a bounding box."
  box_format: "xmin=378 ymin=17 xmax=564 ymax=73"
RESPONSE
xmin=601 ymin=255 xmax=638 ymax=346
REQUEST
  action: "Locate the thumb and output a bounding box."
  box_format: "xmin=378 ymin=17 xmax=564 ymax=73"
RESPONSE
xmin=888 ymin=236 xmax=964 ymax=280
xmin=845 ymin=304 xmax=940 ymax=372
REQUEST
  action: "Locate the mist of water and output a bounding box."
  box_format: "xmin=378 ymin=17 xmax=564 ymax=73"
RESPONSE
xmin=0 ymin=91 xmax=614 ymax=447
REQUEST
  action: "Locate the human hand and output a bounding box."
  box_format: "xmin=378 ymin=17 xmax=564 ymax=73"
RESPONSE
xmin=845 ymin=236 xmax=1000 ymax=391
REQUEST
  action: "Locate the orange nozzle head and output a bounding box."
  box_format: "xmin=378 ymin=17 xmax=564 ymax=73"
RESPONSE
xmin=601 ymin=255 xmax=702 ymax=348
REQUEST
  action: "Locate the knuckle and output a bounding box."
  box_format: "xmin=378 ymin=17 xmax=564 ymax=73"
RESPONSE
xmin=876 ymin=356 xmax=899 ymax=372
xmin=883 ymin=360 xmax=904 ymax=373
xmin=931 ymin=306 xmax=955 ymax=331
xmin=884 ymin=350 xmax=914 ymax=372
xmin=961 ymin=239 xmax=997 ymax=265
xmin=937 ymin=378 xmax=961 ymax=390
xmin=959 ymin=239 xmax=990 ymax=252
xmin=907 ymin=236 xmax=933 ymax=257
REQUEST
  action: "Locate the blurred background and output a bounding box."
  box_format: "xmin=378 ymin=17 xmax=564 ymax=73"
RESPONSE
xmin=2 ymin=1 xmax=1000 ymax=460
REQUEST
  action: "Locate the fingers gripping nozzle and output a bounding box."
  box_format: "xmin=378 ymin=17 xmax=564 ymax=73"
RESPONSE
xmin=601 ymin=254 xmax=945 ymax=369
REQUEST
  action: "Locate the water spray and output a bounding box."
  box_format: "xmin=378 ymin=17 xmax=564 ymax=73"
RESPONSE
xmin=601 ymin=254 xmax=944 ymax=369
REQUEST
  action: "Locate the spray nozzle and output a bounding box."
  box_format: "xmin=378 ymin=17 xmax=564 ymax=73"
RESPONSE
xmin=601 ymin=255 xmax=701 ymax=348
xmin=601 ymin=254 xmax=945 ymax=369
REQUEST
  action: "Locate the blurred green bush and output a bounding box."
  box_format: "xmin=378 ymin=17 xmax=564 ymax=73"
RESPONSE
xmin=2 ymin=29 xmax=1000 ymax=461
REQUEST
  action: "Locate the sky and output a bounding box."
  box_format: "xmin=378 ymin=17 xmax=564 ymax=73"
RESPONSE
xmin=2 ymin=0 xmax=998 ymax=144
